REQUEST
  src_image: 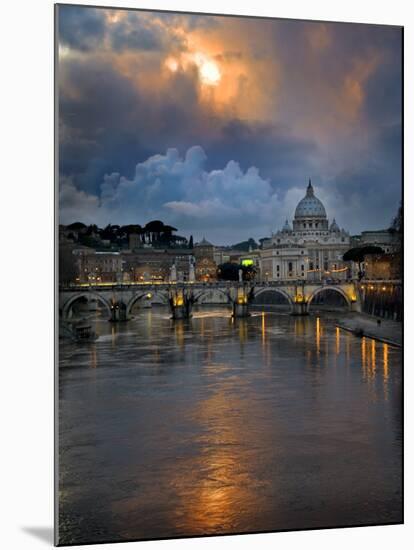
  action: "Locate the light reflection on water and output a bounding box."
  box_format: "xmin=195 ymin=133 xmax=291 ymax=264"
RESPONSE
xmin=58 ymin=307 xmax=402 ymax=545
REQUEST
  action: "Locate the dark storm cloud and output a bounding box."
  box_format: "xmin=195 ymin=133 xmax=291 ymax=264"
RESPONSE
xmin=321 ymin=120 xmax=402 ymax=231
xmin=59 ymin=54 xmax=317 ymax=203
xmin=361 ymin=36 xmax=402 ymax=125
xmin=317 ymin=24 xmax=402 ymax=231
xmin=155 ymin=11 xmax=221 ymax=31
xmin=266 ymin=20 xmax=402 ymax=132
xmin=207 ymin=119 xmax=317 ymax=190
xmin=253 ymin=19 xmax=402 ymax=232
xmin=111 ymin=22 xmax=163 ymax=52
xmin=58 ymin=5 xmax=189 ymax=54
xmin=110 ymin=12 xmax=187 ymax=52
xmin=58 ymin=7 xmax=402 ymax=240
xmin=59 ymin=57 xmax=152 ymax=194
xmin=58 ymin=5 xmax=106 ymax=52
xmin=59 ymin=56 xmax=206 ymax=195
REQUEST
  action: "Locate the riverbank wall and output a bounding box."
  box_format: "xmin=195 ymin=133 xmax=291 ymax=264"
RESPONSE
xmin=358 ymin=281 xmax=402 ymax=321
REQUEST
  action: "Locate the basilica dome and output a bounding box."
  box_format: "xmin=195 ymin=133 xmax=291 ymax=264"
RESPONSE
xmin=294 ymin=180 xmax=327 ymax=219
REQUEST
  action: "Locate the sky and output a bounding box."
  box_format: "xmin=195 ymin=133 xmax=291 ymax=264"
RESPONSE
xmin=58 ymin=5 xmax=402 ymax=244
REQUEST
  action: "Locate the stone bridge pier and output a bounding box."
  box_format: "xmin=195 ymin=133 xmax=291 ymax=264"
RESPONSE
xmin=110 ymin=301 xmax=128 ymax=322
xmin=228 ymin=285 xmax=255 ymax=318
xmin=168 ymin=287 xmax=195 ymax=320
xmin=291 ymin=301 xmax=308 ymax=316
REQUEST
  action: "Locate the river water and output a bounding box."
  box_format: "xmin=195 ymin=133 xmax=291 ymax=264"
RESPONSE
xmin=58 ymin=307 xmax=402 ymax=545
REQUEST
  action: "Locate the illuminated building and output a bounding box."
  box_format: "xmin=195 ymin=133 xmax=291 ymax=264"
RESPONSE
xmin=260 ymin=180 xmax=350 ymax=282
xmin=363 ymin=253 xmax=401 ymax=280
xmin=194 ymin=237 xmax=218 ymax=281
xmin=122 ymin=249 xmax=194 ymax=282
xmin=75 ymin=250 xmax=124 ymax=283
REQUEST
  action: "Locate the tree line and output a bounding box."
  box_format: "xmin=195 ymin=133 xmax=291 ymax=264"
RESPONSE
xmin=63 ymin=220 xmax=191 ymax=249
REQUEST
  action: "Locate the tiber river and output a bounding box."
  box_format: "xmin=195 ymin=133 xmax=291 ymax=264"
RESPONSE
xmin=58 ymin=305 xmax=402 ymax=545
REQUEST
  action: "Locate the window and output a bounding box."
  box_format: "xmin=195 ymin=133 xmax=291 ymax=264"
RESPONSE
xmin=310 ymin=262 xmax=314 ymax=270
xmin=301 ymin=264 xmax=304 ymax=272
xmin=288 ymin=262 xmax=293 ymax=272
xmin=276 ymin=265 xmax=280 ymax=272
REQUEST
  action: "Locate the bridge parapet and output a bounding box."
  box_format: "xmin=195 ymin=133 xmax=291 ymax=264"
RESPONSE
xmin=59 ymin=280 xmax=360 ymax=320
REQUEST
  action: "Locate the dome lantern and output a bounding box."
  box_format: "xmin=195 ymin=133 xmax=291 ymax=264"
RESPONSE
xmin=294 ymin=180 xmax=327 ymax=219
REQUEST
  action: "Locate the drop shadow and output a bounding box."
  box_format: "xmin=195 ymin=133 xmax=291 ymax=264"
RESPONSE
xmin=22 ymin=526 xmax=54 ymax=545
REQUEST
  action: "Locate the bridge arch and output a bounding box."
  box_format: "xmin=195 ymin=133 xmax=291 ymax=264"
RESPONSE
xmin=307 ymin=285 xmax=352 ymax=311
xmin=126 ymin=290 xmax=169 ymax=318
xmin=253 ymin=287 xmax=294 ymax=308
xmin=193 ymin=288 xmax=231 ymax=305
xmin=61 ymin=292 xmax=112 ymax=320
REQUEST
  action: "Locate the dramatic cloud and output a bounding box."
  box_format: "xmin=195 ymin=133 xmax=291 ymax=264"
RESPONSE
xmin=60 ymin=146 xmax=286 ymax=242
xmin=110 ymin=12 xmax=188 ymax=53
xmin=57 ymin=5 xmax=402 ymax=242
xmin=58 ymin=6 xmax=106 ymax=52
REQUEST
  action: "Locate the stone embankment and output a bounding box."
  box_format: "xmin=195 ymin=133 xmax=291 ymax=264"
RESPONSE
xmin=337 ymin=312 xmax=402 ymax=347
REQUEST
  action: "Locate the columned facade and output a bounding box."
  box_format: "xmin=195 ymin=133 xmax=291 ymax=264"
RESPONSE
xmin=260 ymin=180 xmax=350 ymax=282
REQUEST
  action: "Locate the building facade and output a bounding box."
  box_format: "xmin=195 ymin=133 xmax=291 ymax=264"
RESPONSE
xmin=123 ymin=249 xmax=194 ymax=282
xmin=351 ymin=229 xmax=399 ymax=254
xmin=194 ymin=238 xmax=218 ymax=281
xmin=260 ymin=181 xmax=351 ymax=282
xmin=75 ymin=250 xmax=124 ymax=283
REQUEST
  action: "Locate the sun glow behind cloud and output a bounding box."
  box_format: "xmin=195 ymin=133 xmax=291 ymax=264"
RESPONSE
xmin=193 ymin=53 xmax=221 ymax=86
xmin=57 ymin=5 xmax=402 ymax=237
xmin=165 ymin=51 xmax=222 ymax=89
xmin=165 ymin=56 xmax=179 ymax=72
xmin=165 ymin=51 xmax=222 ymax=84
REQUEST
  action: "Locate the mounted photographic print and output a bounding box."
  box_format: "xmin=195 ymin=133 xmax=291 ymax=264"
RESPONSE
xmin=56 ymin=3 xmax=403 ymax=546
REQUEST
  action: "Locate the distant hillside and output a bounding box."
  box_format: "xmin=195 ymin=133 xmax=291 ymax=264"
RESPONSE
xmin=230 ymin=238 xmax=259 ymax=251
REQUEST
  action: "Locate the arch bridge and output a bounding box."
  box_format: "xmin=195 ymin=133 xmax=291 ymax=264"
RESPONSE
xmin=59 ymin=281 xmax=360 ymax=321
